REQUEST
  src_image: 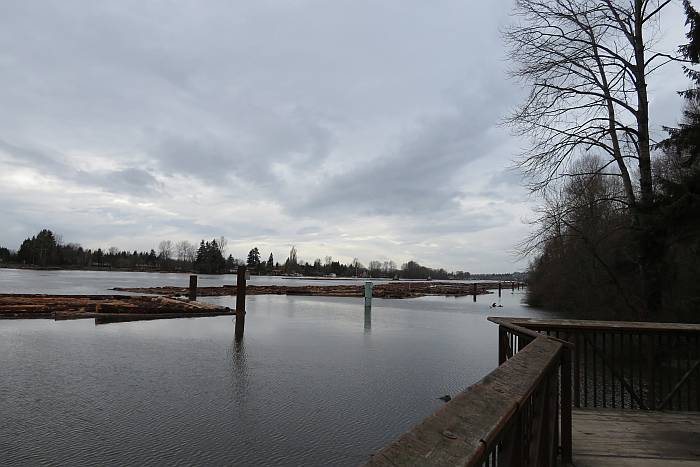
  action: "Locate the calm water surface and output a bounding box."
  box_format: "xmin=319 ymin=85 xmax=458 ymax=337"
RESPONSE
xmin=0 ymin=269 xmax=555 ymax=466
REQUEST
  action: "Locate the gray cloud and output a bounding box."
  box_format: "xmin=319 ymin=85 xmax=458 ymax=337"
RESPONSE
xmin=0 ymin=1 xmax=690 ymax=271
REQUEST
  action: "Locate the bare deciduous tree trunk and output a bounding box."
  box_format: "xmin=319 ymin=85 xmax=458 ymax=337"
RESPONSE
xmin=506 ymin=0 xmax=676 ymax=318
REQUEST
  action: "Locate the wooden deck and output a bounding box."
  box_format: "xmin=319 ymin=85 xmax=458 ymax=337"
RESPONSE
xmin=572 ymin=409 xmax=700 ymax=466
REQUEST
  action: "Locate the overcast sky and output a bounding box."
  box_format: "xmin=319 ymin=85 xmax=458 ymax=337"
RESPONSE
xmin=0 ymin=1 xmax=691 ymax=271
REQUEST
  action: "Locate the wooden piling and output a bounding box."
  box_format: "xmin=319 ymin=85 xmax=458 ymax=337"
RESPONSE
xmin=498 ymin=281 xmax=502 ymax=297
xmin=472 ymin=283 xmax=477 ymax=302
xmin=189 ymin=275 xmax=197 ymax=300
xmin=364 ymin=281 xmax=373 ymax=311
xmin=235 ymin=266 xmax=247 ymax=341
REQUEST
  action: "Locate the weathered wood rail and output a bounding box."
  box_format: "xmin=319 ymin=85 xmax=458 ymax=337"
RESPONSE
xmin=368 ymin=316 xmax=700 ymax=466
xmin=491 ymin=317 xmax=700 ymax=412
xmin=367 ymin=326 xmax=571 ymax=466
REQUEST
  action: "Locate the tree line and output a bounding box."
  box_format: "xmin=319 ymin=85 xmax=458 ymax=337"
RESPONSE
xmin=0 ymin=230 xmax=240 ymax=274
xmin=0 ymin=231 xmax=489 ymax=279
xmin=510 ymin=0 xmax=700 ymax=321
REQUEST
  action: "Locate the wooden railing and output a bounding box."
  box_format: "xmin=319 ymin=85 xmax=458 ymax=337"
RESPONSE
xmin=366 ymin=331 xmax=571 ymax=466
xmin=491 ymin=318 xmax=700 ymax=412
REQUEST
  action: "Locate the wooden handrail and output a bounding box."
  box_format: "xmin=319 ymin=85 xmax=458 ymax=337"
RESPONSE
xmin=491 ymin=317 xmax=700 ymax=333
xmin=494 ymin=317 xmax=700 ymax=412
xmin=366 ymin=337 xmax=564 ymax=467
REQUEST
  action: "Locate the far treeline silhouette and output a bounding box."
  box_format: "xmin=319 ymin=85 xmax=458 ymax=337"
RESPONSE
xmin=0 ymin=229 xmax=518 ymax=280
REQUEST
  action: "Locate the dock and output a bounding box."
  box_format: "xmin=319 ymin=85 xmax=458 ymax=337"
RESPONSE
xmin=573 ymin=409 xmax=700 ymax=466
xmin=366 ymin=317 xmax=700 ymax=466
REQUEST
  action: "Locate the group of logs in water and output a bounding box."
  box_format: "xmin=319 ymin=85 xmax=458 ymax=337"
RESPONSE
xmin=0 ymin=294 xmax=232 ymax=322
xmin=113 ymin=281 xmax=519 ymax=299
xmin=0 ymin=281 xmax=523 ymax=322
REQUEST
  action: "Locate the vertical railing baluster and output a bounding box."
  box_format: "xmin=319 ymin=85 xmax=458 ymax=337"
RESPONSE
xmin=574 ymin=332 xmax=581 ymax=408
xmin=593 ymin=332 xmax=598 ymax=407
xmin=647 ymin=332 xmax=653 ymax=410
xmin=688 ymin=334 xmax=692 ymax=411
xmin=637 ymin=333 xmax=642 ymax=409
xmin=638 ymin=332 xmax=644 ymax=410
xmin=675 ymin=333 xmax=679 ymax=411
xmin=584 ymin=333 xmax=588 ymax=407
xmin=602 ymin=332 xmax=607 ymax=408
xmin=499 ymin=326 xmax=507 ymax=365
xmin=611 ymin=332 xmax=616 ymax=408
xmin=561 ymin=347 xmax=572 ymax=464
xmin=694 ymin=332 xmax=700 ymax=410
xmin=620 ymin=332 xmax=625 ymax=409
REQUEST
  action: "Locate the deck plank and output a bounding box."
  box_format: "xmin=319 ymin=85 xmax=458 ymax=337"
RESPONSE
xmin=573 ymin=409 xmax=700 ymax=466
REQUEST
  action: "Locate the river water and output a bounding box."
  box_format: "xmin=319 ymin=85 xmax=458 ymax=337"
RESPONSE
xmin=0 ymin=269 xmax=554 ymax=466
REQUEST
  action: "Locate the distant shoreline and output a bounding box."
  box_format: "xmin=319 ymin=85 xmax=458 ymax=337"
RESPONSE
xmin=0 ymin=264 xmax=197 ymax=274
xmin=0 ymin=264 xmax=523 ymax=282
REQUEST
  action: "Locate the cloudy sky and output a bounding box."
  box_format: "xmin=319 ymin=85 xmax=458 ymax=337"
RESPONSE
xmin=0 ymin=1 xmax=691 ymax=271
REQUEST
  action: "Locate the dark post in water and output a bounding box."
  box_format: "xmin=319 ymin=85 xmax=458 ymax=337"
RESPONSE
xmin=472 ymin=283 xmax=477 ymax=302
xmin=235 ymin=266 xmax=247 ymax=341
xmin=498 ymin=281 xmax=502 ymax=297
xmin=189 ymin=275 xmax=197 ymax=300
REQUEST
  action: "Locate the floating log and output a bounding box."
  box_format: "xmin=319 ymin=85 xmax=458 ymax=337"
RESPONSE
xmin=0 ymin=294 xmax=231 ymax=320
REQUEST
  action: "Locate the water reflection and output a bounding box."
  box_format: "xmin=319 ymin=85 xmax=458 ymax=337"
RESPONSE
xmin=229 ymin=336 xmax=249 ymax=406
xmin=0 ymin=275 xmax=560 ymax=466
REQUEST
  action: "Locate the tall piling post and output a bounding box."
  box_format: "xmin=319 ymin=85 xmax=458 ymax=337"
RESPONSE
xmin=189 ymin=275 xmax=197 ymax=300
xmin=364 ymin=281 xmax=372 ymax=332
xmin=364 ymin=281 xmax=373 ymax=310
xmin=511 ymin=281 xmax=515 ymax=292
xmin=498 ymin=281 xmax=502 ymax=297
xmin=472 ymin=283 xmax=477 ymax=302
xmin=235 ymin=265 xmax=247 ymax=341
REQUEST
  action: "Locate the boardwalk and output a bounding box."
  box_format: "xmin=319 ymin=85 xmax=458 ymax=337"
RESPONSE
xmin=573 ymin=409 xmax=700 ymax=466
xmin=366 ymin=317 xmax=700 ymax=466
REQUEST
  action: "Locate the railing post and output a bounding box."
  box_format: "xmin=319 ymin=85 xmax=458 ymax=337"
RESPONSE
xmin=499 ymin=326 xmax=507 ymax=365
xmin=189 ymin=274 xmax=197 ymax=300
xmin=647 ymin=334 xmax=656 ymax=410
xmin=235 ymin=266 xmax=247 ymax=341
xmin=561 ymin=347 xmax=573 ymax=464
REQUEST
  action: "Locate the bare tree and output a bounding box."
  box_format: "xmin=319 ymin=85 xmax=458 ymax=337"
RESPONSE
xmin=175 ymin=240 xmax=196 ymax=264
xmin=184 ymin=242 xmax=197 ymax=263
xmin=175 ymin=240 xmax=186 ymax=262
xmin=158 ymin=240 xmax=173 ymax=261
xmin=218 ymin=236 xmax=228 ymax=258
xmin=505 ymin=0 xmax=677 ymax=317
xmin=368 ymin=260 xmax=383 ymax=276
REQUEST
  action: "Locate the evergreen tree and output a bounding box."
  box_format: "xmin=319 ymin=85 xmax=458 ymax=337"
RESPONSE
xmin=659 ymin=0 xmax=700 ymax=170
xmin=194 ymin=238 xmax=226 ymax=273
xmin=247 ymin=247 xmax=261 ymax=267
